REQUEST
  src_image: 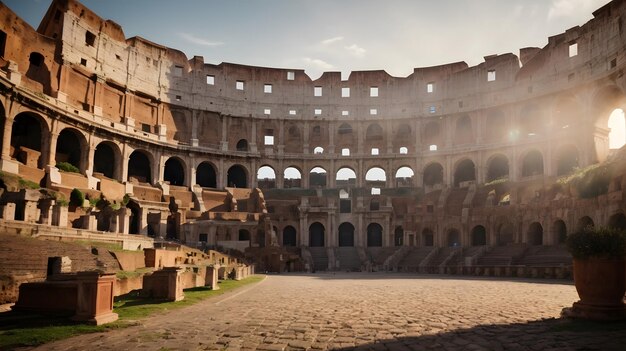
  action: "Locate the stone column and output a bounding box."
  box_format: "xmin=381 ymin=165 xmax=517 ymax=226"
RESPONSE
xmin=250 ymin=119 xmax=258 ymax=153
xmin=1 ymin=116 xmax=14 ymax=160
xmin=1 ymin=203 xmax=15 ymax=220
xmin=190 ymin=110 xmax=199 ymax=146
xmin=92 ymin=75 xmax=105 ymax=116
xmin=277 ymin=119 xmax=285 ymax=155
xmin=328 ymin=122 xmax=335 ymax=154
xmin=51 ymin=204 xmax=68 ymax=227
xmin=220 ymin=115 xmax=228 ymax=151
xmin=303 ymin=121 xmax=310 ymax=153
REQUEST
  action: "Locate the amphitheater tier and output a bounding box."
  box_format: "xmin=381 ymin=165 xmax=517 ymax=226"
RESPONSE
xmin=1 ymin=0 xmax=626 ymax=254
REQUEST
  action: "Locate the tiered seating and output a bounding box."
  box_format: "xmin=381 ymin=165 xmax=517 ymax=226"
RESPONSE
xmin=476 ymin=244 xmax=527 ymax=266
xmin=517 ymin=245 xmax=571 ymax=266
xmin=309 ymin=247 xmax=328 ymax=271
xmin=397 ymin=247 xmax=435 ymax=270
xmin=367 ymin=247 xmax=397 ymax=266
xmin=335 ymin=247 xmax=361 ymax=271
xmin=425 ymin=247 xmax=458 ymax=267
xmin=0 ymin=233 xmax=121 ymax=279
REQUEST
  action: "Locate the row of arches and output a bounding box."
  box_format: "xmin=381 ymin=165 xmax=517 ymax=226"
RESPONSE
xmin=0 ymin=111 xmax=585 ymax=190
xmin=277 ymin=213 xmax=626 ymax=248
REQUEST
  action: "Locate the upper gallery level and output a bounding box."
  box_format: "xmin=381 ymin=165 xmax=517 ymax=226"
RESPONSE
xmin=1 ymin=0 xmax=625 ymax=124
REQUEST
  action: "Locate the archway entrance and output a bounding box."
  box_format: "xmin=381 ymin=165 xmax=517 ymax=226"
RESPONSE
xmin=227 ymin=165 xmax=247 ymax=188
xmin=338 ymin=222 xmax=355 ymax=247
xmin=471 ymin=225 xmax=487 ymax=246
xmin=282 ymin=226 xmax=297 ymax=246
xmin=309 ymin=222 xmax=325 ymax=247
xmin=367 ymin=223 xmax=383 ymax=247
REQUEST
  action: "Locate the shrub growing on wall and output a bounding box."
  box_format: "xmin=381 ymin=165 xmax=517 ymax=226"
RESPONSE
xmin=56 ymin=162 xmax=80 ymax=173
xmin=576 ymin=164 xmax=611 ymax=199
xmin=70 ymin=188 xmax=84 ymax=207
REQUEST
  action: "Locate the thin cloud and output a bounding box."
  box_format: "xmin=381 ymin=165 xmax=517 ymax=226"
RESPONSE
xmin=547 ymin=0 xmax=606 ymax=20
xmin=321 ymin=36 xmax=344 ymax=45
xmin=179 ymin=32 xmax=223 ymax=47
xmin=345 ymin=44 xmax=366 ymax=58
xmin=303 ymin=57 xmax=334 ymax=70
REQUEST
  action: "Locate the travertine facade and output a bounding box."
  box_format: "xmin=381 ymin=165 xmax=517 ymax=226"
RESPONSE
xmin=2 ymin=0 xmax=626 ymax=271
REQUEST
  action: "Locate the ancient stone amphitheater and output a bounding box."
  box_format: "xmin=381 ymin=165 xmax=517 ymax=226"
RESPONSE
xmin=1 ymin=0 xmax=626 ymax=276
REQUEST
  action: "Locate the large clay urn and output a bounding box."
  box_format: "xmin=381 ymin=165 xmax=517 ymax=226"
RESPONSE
xmin=573 ymin=257 xmax=626 ymax=306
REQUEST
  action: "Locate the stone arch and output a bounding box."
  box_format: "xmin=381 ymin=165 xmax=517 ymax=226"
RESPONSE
xmin=446 ymin=228 xmax=461 ymax=247
xmin=591 ymin=85 xmax=626 ymax=161
xmin=519 ymin=104 xmax=545 ymax=137
xmin=365 ymin=123 xmax=385 ymax=150
xmin=394 ymin=226 xmax=404 ymax=246
xmin=486 ymin=154 xmax=509 ymax=182
xmin=423 ymin=121 xmax=441 ymax=150
xmin=282 ymin=225 xmax=297 ymax=246
xmin=555 ymin=144 xmax=579 ymax=176
xmin=455 ymin=115 xmax=473 ymax=144
xmin=608 ymin=212 xmax=626 ymax=230
xmin=337 ymin=122 xmax=355 ymax=148
xmin=236 ymin=139 xmax=249 ymax=151
xmin=454 ymin=158 xmax=476 ymax=187
xmin=336 ymin=167 xmax=357 ymax=187
xmin=309 ymin=222 xmax=325 ymax=247
xmin=521 ymin=149 xmax=544 ymax=177
xmin=257 ymin=165 xmax=277 ymax=189
xmin=93 ymin=141 xmax=122 ymax=180
xmin=239 ymin=229 xmax=251 ymax=241
xmin=338 ymin=222 xmax=355 ymax=247
xmin=309 ymin=166 xmax=327 ymax=187
xmin=527 ymin=222 xmax=543 ymax=245
xmin=227 ymin=164 xmax=248 ymax=188
xmin=55 ymin=128 xmax=87 ymax=173
xmin=422 ymin=228 xmax=434 ymax=246
xmin=26 ymin=51 xmax=51 ymax=95
xmin=552 ymin=219 xmax=567 ymax=244
xmin=393 ymin=123 xmax=412 ymax=152
xmin=164 ymin=156 xmax=186 ymax=186
xmin=552 ymin=95 xmax=582 ymax=130
xmin=471 ymin=225 xmax=487 ymax=246
xmin=367 ymin=223 xmax=383 ymax=247
xmin=577 ymin=216 xmax=595 ymax=231
xmin=395 ymin=166 xmax=414 ymax=187
xmin=365 ymin=167 xmax=386 ymax=187
xmin=11 ymin=112 xmax=48 ymax=168
xmin=423 ymin=162 xmax=443 ymax=187
xmin=128 ymin=150 xmax=153 ymax=184
xmin=196 ymin=161 xmax=217 ymax=188
xmin=497 ymin=222 xmax=515 ymax=245
xmin=284 ymin=166 xmax=302 ymax=188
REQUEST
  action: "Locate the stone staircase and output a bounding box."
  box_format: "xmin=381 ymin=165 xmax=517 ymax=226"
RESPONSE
xmin=397 ymin=247 xmax=436 ymax=271
xmin=476 ymin=244 xmax=528 ymax=266
xmin=309 ymin=247 xmax=328 ymax=271
xmin=367 ymin=247 xmax=397 ymax=267
xmin=335 ymin=247 xmax=361 ymax=271
xmin=516 ymin=245 xmax=571 ymax=266
xmin=0 ymin=233 xmax=121 ymax=279
xmin=424 ymin=247 xmax=459 ymax=268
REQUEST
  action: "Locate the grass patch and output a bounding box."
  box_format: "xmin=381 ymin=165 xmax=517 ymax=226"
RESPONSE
xmin=72 ymin=240 xmax=123 ymax=252
xmin=115 ymin=267 xmax=154 ymax=279
xmin=0 ymin=275 xmax=264 ymax=349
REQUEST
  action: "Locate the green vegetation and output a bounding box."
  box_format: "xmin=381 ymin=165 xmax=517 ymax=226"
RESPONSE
xmin=566 ymin=226 xmax=626 ymax=259
xmin=122 ymin=193 xmax=131 ymax=206
xmin=74 ymin=240 xmax=123 ymax=251
xmin=0 ymin=275 xmax=264 ymax=349
xmin=484 ymin=177 xmax=509 ymax=187
xmin=115 ymin=267 xmax=154 ymax=279
xmin=69 ymin=188 xmax=84 ymax=207
xmin=18 ymin=178 xmax=40 ymax=190
xmin=558 ymin=163 xmax=612 ymax=199
xmin=56 ymin=162 xmax=80 ymax=173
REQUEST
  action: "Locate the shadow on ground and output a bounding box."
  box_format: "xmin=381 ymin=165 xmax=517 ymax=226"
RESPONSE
xmin=280 ymin=271 xmax=574 ymax=286
xmin=330 ymin=317 xmax=626 ymax=351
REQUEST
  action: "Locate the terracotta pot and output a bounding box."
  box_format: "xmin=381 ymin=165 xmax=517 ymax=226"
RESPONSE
xmin=573 ymin=257 xmax=626 ymax=306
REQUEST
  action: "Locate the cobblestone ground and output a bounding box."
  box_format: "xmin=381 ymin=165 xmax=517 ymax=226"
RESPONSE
xmin=34 ymin=273 xmax=626 ymax=351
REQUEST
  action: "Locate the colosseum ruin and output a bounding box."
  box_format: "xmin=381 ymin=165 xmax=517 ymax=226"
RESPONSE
xmin=2 ymin=0 xmax=626 ymax=287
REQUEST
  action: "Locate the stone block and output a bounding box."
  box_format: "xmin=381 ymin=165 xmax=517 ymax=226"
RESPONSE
xmin=205 ymin=265 xmax=219 ymax=290
xmin=72 ymin=272 xmax=118 ymax=325
xmin=1 ymin=203 xmax=15 ymax=220
xmin=142 ymin=267 xmax=184 ymax=302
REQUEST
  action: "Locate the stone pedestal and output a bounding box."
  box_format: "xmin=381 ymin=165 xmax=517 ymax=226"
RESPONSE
xmin=52 ymin=204 xmax=69 ymax=227
xmin=81 ymin=214 xmax=97 ymax=231
xmin=72 ymin=272 xmax=118 ymax=325
xmin=1 ymin=203 xmax=15 ymax=220
xmin=205 ymin=266 xmax=219 ymax=290
xmin=24 ymin=200 xmax=40 ymax=223
xmin=143 ymin=267 xmax=184 ymax=302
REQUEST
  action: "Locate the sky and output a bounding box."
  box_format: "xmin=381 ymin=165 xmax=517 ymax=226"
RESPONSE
xmin=5 ymin=0 xmax=611 ymax=79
